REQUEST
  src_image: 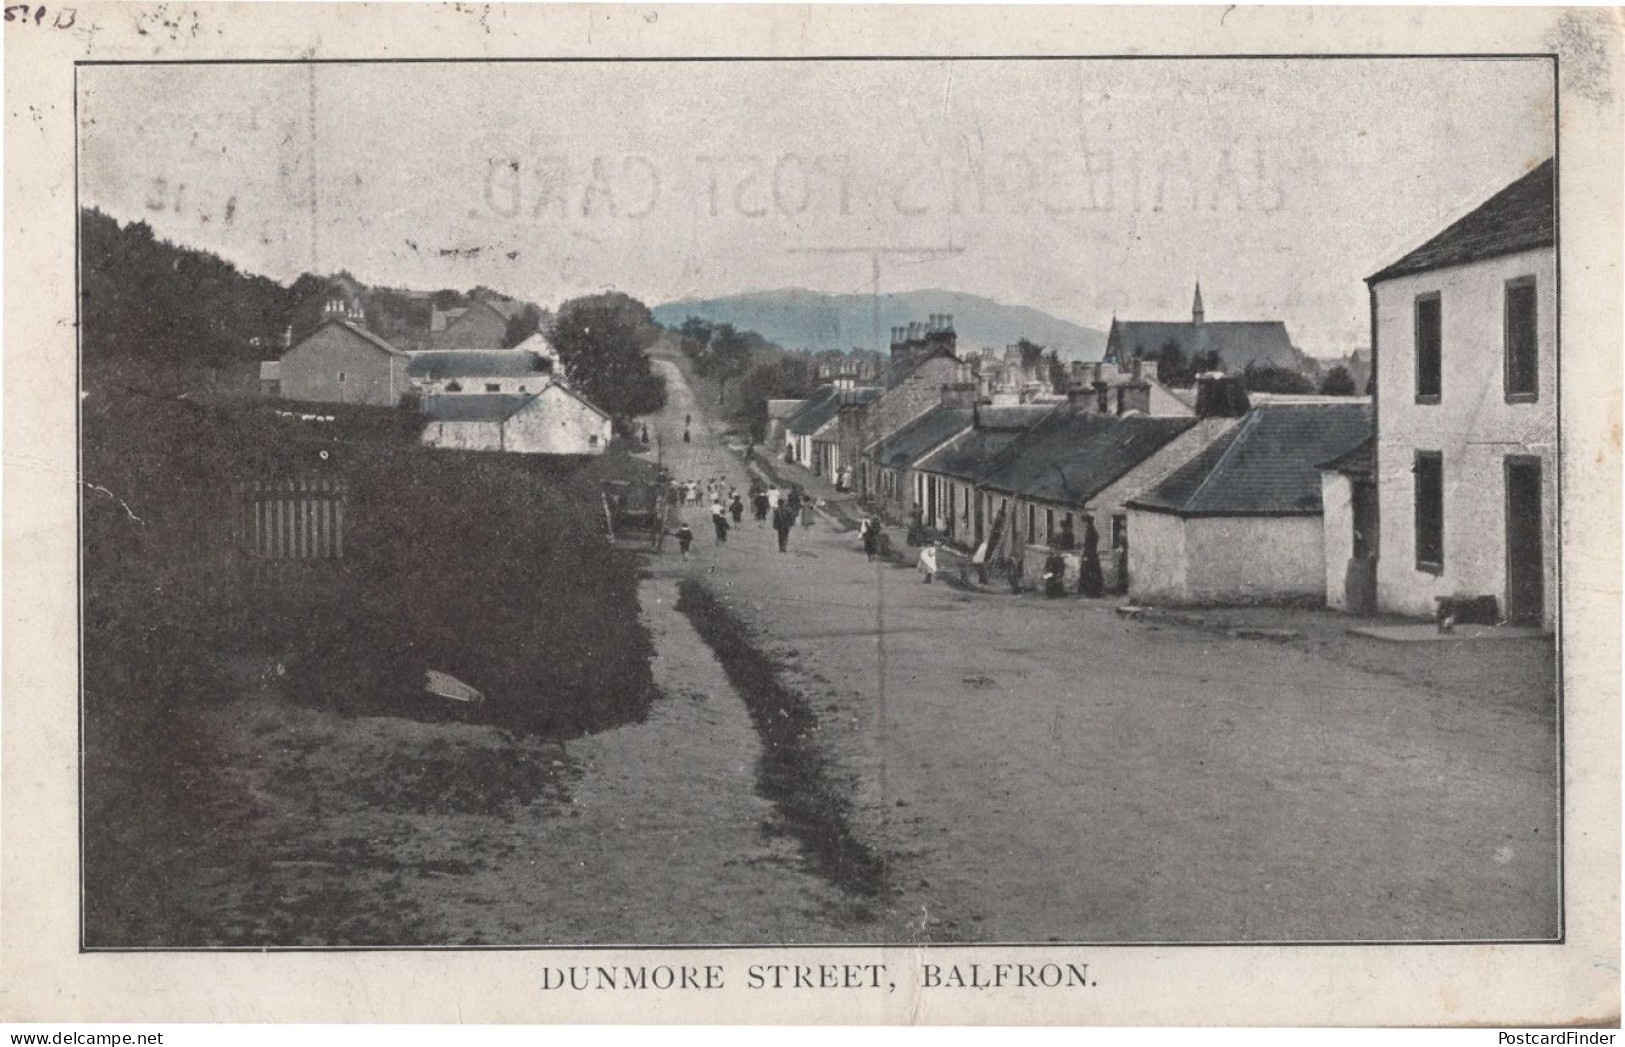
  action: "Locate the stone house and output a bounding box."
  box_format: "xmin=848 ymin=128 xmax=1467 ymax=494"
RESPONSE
xmin=1125 ymin=402 xmax=1371 ymax=605
xmin=278 ymin=320 xmax=413 ymax=407
xmin=420 ymin=382 xmax=613 ymax=456
xmin=909 ymin=405 xmax=1055 ymax=548
xmin=978 ymin=410 xmax=1241 ymax=588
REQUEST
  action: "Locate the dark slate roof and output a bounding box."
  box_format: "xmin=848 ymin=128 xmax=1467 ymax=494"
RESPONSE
xmin=406 ymin=349 xmax=552 ymax=380
xmin=1129 ymin=403 xmax=1371 ymax=517
xmin=322 ymin=320 xmax=407 ymax=357
xmin=1318 ymin=436 xmax=1374 ymax=477
xmin=1368 ymin=159 xmax=1555 ymax=283
xmin=916 ymin=406 xmax=1057 ymax=481
xmin=420 ymin=393 xmax=535 ymax=423
xmin=873 ymin=407 xmax=973 ymax=469
xmin=784 ymin=386 xmax=841 ymax=435
xmin=879 ymin=345 xmax=957 ymax=390
xmin=980 ymin=413 xmax=1197 ymax=504
xmin=1105 ymin=320 xmax=1297 ymax=373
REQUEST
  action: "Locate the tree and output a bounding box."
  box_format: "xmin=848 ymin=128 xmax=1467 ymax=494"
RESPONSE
xmin=1016 ymin=338 xmax=1047 ymax=373
xmin=549 ymin=293 xmax=666 ymax=418
xmin=503 ymin=303 xmax=544 ymax=348
xmin=694 ymin=323 xmax=753 ymax=401
xmin=1189 ymin=349 xmax=1224 ymax=376
xmin=732 ymin=355 xmax=817 ymax=442
xmin=1319 ymin=365 xmax=1357 ymax=396
xmin=1043 ymin=350 xmax=1068 ymax=394
xmin=1243 ymin=363 xmax=1316 ymax=395
xmin=1153 ymin=339 xmax=1190 ymax=384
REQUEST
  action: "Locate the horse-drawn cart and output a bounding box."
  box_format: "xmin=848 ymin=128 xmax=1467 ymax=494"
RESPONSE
xmin=601 ymin=478 xmax=674 ymax=551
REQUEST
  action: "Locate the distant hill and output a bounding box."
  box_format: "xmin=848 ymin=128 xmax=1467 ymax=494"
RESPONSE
xmin=652 ymin=289 xmax=1108 ymax=363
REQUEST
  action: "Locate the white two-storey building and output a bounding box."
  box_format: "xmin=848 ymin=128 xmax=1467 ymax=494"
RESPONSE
xmin=1365 ymin=158 xmax=1556 ymax=628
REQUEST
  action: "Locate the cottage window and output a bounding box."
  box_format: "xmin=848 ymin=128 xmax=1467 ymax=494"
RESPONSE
xmin=1027 ymin=504 xmax=1036 ymax=544
xmin=1045 ymin=508 xmax=1054 ymax=541
xmin=1414 ymin=451 xmax=1444 ymax=573
xmin=1414 ymin=293 xmax=1442 ymax=403
xmin=589 ymin=434 xmax=599 ymax=447
xmin=486 ymin=383 xmax=501 ymax=393
xmin=1504 ymin=276 xmax=1538 ymax=402
xmin=1112 ymin=514 xmax=1128 ymax=550
xmin=337 ymin=371 xmax=346 ymax=383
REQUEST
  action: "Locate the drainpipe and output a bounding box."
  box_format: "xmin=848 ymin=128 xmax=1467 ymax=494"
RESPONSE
xmin=1367 ymin=281 xmax=1380 ymax=562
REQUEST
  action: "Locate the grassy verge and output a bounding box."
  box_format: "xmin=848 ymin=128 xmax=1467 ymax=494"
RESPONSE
xmin=674 ymin=579 xmax=885 ymax=901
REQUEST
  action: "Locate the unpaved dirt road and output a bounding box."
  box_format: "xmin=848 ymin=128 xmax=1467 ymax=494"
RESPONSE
xmin=641 ymin=356 xmax=1560 ymax=944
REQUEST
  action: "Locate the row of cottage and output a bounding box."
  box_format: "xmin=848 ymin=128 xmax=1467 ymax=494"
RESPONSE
xmin=259 ymin=296 xmax=614 ymax=457
xmin=769 ymin=160 xmax=1556 ymax=629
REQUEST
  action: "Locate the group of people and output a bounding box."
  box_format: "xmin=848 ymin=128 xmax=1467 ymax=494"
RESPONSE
xmin=668 ymin=475 xmax=811 ymax=559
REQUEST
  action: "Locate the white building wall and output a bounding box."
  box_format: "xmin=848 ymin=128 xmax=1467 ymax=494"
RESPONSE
xmin=504 ymin=386 xmax=612 ymax=455
xmin=414 ymin=374 xmax=548 ymax=395
xmin=1372 ymin=246 xmax=1557 ymax=627
xmin=1320 ymin=472 xmax=1356 ymax=611
xmin=422 ymin=419 xmax=504 ymax=451
xmin=1129 ymin=513 xmax=1324 ymax=605
xmin=1127 ymin=510 xmax=1188 ymax=603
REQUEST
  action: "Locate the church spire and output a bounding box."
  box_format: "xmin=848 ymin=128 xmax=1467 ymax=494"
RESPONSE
xmin=1192 ymin=281 xmax=1205 ymax=325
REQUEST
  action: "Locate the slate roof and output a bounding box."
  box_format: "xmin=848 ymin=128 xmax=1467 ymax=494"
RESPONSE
xmin=980 ymin=413 xmax=1197 ymax=505
xmin=1368 ymin=159 xmax=1555 ymax=283
xmin=879 ymin=345 xmax=957 ymax=390
xmin=405 ymin=349 xmax=553 ymax=380
xmin=872 ymin=407 xmax=974 ymax=469
xmin=420 ymin=393 xmax=536 ymax=423
xmin=785 ymin=386 xmax=842 ymax=435
xmin=1318 ymin=436 xmax=1374 ymax=477
xmin=476 ymin=297 xmax=529 ymax=322
xmin=1129 ymin=403 xmax=1371 ymax=517
xmin=295 ymin=319 xmax=407 ymax=358
xmin=1105 ymin=319 xmax=1297 ymax=373
xmin=914 ymin=406 xmax=1057 ymax=481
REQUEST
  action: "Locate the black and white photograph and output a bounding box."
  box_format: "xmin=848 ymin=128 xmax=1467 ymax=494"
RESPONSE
xmin=4 ymin=1 xmax=1619 ymax=1029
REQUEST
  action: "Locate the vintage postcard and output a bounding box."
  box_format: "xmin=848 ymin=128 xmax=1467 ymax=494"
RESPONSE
xmin=2 ymin=1 xmax=1620 ymax=1027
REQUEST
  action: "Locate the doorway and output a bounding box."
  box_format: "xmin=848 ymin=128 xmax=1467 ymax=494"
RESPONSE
xmin=1504 ymin=456 xmax=1544 ymax=626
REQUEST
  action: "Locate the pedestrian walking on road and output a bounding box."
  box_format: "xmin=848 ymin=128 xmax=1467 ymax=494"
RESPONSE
xmin=861 ymin=517 xmax=880 ymax=561
xmin=767 ymin=485 xmax=781 ymax=511
xmin=711 ymin=503 xmax=730 ymax=545
xmin=772 ymin=505 xmax=794 ymax=553
xmin=752 ymin=489 xmax=769 ymax=526
xmin=675 ymin=523 xmax=693 ymax=560
xmin=729 ymin=494 xmax=744 ymax=525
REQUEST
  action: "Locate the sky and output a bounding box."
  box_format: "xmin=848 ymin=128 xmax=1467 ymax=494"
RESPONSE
xmin=78 ymin=58 xmax=1554 ymax=355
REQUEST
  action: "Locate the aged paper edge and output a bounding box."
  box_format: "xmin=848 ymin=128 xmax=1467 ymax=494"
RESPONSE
xmin=3 ymin=2 xmax=1620 ymax=1027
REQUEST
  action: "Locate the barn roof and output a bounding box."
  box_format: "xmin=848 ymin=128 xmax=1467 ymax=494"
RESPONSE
xmin=287 ymin=319 xmax=409 ymax=358
xmin=405 ymin=349 xmax=553 ymax=380
xmin=1129 ymin=403 xmax=1371 ymax=517
xmin=1368 ymin=158 xmax=1555 ymax=284
xmin=420 ymin=393 xmax=535 ymax=423
xmin=980 ymin=412 xmax=1196 ymax=505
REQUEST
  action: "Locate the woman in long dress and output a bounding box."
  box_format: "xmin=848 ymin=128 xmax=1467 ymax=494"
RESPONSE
xmin=1079 ymin=517 xmax=1105 ymax=597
